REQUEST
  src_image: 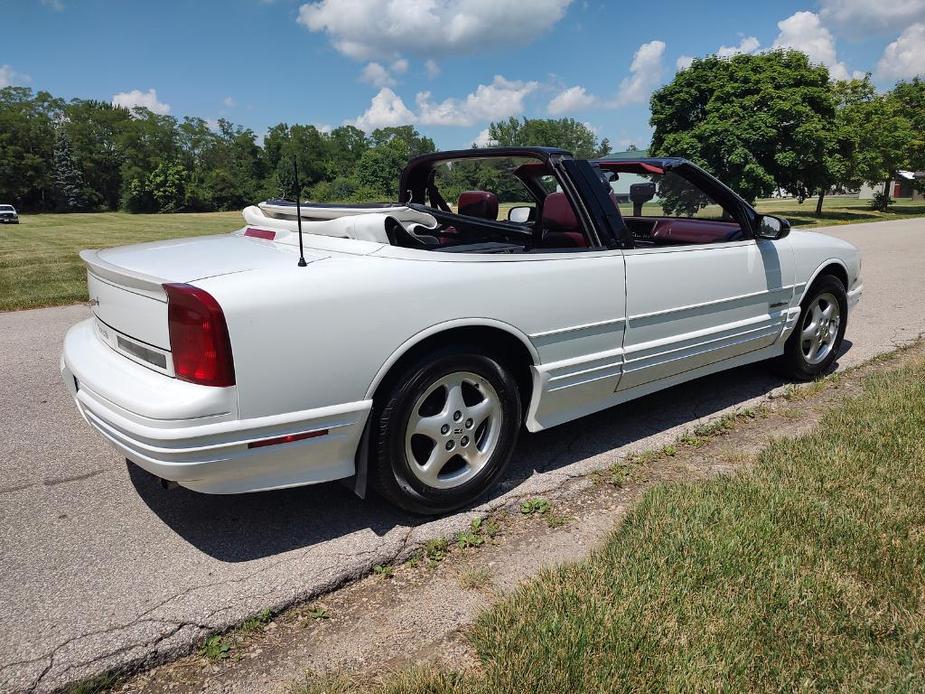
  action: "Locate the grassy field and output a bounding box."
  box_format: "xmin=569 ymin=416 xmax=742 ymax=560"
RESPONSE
xmin=301 ymin=351 xmax=925 ymax=693
xmin=1 ymin=198 xmax=923 ymax=312
xmin=756 ymin=196 xmax=925 ymax=228
xmin=0 ymin=211 xmax=240 ymax=312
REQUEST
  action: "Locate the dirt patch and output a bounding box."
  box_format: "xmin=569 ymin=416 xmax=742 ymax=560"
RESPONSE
xmin=109 ymin=341 xmax=925 ymax=694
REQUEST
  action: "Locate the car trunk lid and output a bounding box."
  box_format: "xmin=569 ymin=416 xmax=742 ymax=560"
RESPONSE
xmin=81 ymin=233 xmax=326 ymax=365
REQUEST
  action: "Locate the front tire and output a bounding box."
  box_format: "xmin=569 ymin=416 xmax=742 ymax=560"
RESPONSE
xmin=371 ymin=347 xmax=522 ymax=515
xmin=778 ymin=274 xmax=847 ymax=381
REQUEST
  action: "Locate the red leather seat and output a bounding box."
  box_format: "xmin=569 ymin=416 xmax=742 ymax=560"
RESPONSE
xmin=457 ymin=191 xmax=498 ymax=220
xmin=541 ymin=192 xmax=587 ymax=248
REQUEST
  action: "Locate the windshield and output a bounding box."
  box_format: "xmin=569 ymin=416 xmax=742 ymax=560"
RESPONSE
xmin=0 ymin=206 xmax=14 ymax=211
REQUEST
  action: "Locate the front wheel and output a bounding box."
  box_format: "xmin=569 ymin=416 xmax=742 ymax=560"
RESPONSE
xmin=777 ymin=274 xmax=847 ymax=381
xmin=371 ymin=348 xmax=522 ymax=514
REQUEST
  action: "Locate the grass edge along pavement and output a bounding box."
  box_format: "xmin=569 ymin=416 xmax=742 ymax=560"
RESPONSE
xmin=292 ymin=346 xmax=925 ymax=693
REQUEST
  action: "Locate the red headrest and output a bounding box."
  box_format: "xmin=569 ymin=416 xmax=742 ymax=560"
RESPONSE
xmin=542 ymin=192 xmax=579 ymax=232
xmin=457 ymin=191 xmax=498 ymax=220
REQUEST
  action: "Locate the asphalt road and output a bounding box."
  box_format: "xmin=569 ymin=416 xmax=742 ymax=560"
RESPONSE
xmin=2 ymin=218 xmax=924 ymax=692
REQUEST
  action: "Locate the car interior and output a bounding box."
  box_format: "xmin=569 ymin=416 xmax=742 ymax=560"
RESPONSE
xmin=597 ymin=161 xmax=746 ymax=246
xmin=392 ymin=156 xmax=747 ymax=253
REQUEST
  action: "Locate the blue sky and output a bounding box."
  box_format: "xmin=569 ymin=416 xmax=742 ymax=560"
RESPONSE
xmin=3 ymin=0 xmax=924 ymax=150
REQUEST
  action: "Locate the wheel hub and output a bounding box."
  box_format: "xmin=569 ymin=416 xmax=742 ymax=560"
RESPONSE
xmin=404 ymin=371 xmax=502 ymax=489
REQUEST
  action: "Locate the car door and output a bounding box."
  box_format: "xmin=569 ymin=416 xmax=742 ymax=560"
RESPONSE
xmin=617 ymin=169 xmax=793 ymax=392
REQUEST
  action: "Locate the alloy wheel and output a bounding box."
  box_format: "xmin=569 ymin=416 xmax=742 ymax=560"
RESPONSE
xmin=404 ymin=371 xmax=503 ymax=489
xmin=800 ymin=291 xmax=841 ymax=365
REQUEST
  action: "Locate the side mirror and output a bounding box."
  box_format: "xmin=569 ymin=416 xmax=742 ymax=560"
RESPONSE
xmin=507 ymin=206 xmax=534 ymax=224
xmin=756 ymin=214 xmax=791 ymax=240
xmin=629 ymin=182 xmax=656 ymax=216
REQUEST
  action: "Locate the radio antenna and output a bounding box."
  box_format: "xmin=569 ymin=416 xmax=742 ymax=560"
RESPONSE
xmin=293 ymin=158 xmax=307 ymax=267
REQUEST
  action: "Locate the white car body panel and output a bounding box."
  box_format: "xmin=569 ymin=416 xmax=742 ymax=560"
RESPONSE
xmin=61 ymin=199 xmax=862 ymax=495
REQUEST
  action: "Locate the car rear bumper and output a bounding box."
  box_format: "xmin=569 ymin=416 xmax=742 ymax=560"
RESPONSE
xmin=61 ymin=319 xmax=370 ymax=493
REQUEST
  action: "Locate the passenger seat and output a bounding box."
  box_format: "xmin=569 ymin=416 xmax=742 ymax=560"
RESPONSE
xmin=457 ymin=191 xmax=499 ymax=220
xmin=540 ymin=192 xmax=587 ymax=248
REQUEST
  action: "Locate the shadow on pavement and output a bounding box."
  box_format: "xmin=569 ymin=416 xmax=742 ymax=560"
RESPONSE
xmin=133 ymin=341 xmax=852 ymax=562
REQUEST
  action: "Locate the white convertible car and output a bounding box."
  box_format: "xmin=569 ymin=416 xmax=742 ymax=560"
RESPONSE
xmin=61 ymin=147 xmax=862 ymax=513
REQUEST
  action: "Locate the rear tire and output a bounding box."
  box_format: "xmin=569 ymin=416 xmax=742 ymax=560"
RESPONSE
xmin=370 ymin=346 xmax=522 ymax=515
xmin=777 ymin=274 xmax=847 ymax=381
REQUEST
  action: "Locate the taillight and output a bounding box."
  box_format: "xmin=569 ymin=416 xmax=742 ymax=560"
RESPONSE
xmin=163 ymin=283 xmax=235 ymax=387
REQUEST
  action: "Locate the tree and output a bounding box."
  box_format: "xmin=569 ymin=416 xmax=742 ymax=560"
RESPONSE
xmin=368 ymin=126 xmax=436 ymax=159
xmin=322 ymin=125 xmax=369 ymax=179
xmin=487 ymin=117 xmax=610 ymax=158
xmin=63 ymin=99 xmax=133 ymax=210
xmin=813 ymin=77 xmax=878 ymax=214
xmin=51 ymin=124 xmax=94 ymax=211
xmin=0 ymin=87 xmax=63 ymax=210
xmin=890 ymin=78 xmax=925 ymax=176
xmin=147 ymin=161 xmax=188 ymax=212
xmin=848 ymin=90 xmax=915 ymax=210
xmin=650 ymin=50 xmax=835 ymax=204
xmin=354 ymin=139 xmax=408 ymax=199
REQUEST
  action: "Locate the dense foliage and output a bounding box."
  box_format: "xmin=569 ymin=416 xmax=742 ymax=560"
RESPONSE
xmin=0 ymin=87 xmax=610 ymax=213
xmin=651 ymin=51 xmax=924 ymax=211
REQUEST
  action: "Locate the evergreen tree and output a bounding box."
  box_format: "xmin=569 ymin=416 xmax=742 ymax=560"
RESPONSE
xmin=52 ymin=124 xmax=92 ymax=211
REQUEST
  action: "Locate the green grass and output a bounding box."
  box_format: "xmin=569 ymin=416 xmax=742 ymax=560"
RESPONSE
xmin=755 ymin=196 xmax=925 ymax=228
xmin=0 ymin=211 xmax=241 ymax=311
xmin=298 ymin=353 xmax=925 ymax=693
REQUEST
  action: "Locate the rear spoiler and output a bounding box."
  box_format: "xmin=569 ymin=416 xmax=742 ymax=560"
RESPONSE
xmin=79 ymin=249 xmax=168 ymax=301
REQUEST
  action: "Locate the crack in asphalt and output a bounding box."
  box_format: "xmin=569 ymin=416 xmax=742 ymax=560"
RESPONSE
xmin=0 ymin=469 xmax=108 ymax=496
xmin=15 ymin=525 xmax=420 ymax=692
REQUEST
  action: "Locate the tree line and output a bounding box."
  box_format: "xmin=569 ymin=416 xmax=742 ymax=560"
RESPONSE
xmin=650 ymin=50 xmax=925 ymax=212
xmin=0 ymin=85 xmax=609 ymax=214
xmin=2 ymin=50 xmax=920 ymax=215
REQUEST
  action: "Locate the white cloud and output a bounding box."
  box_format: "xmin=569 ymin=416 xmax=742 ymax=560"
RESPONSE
xmin=352 ymin=87 xmax=416 ymax=130
xmin=614 ymin=40 xmax=666 ymax=106
xmin=0 ymin=64 xmax=31 ymax=88
xmin=473 ymin=128 xmax=496 ymax=147
xmin=360 ymin=61 xmax=396 ymax=87
xmin=877 ymin=23 xmax=925 ymax=79
xmin=675 ymin=55 xmax=694 ymax=71
xmin=206 ymin=118 xmax=221 ymax=131
xmin=773 ymin=11 xmax=855 ymax=81
xmin=222 ymin=96 xmax=236 ymax=108
xmin=425 ymin=59 xmax=441 ymax=78
xmin=716 ymin=35 xmax=760 ymax=58
xmin=548 ymin=85 xmax=596 ymax=115
xmin=297 ymin=0 xmax=572 ymax=60
xmin=416 ymin=75 xmax=538 ymax=126
xmin=41 ymin=0 xmax=64 ymax=10
xmin=111 ymin=88 xmax=171 ymax=115
xmin=820 ymin=0 xmax=925 ymax=34
xmin=360 ymin=59 xmax=409 ymax=87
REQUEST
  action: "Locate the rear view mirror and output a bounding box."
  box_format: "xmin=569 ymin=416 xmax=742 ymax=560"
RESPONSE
xmin=508 ymin=206 xmax=534 ymax=224
xmin=629 ymin=182 xmax=656 ymax=216
xmin=756 ymin=214 xmax=791 ymax=240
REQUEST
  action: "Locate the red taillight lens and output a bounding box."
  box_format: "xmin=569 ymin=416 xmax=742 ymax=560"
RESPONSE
xmin=164 ymin=283 xmax=235 ymax=387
